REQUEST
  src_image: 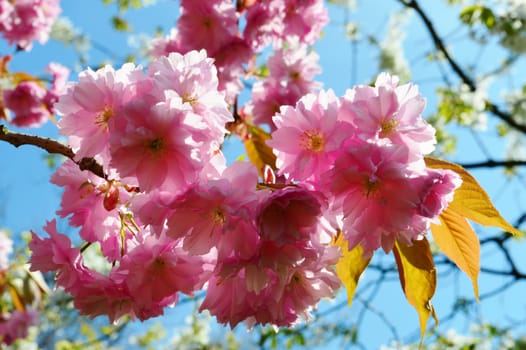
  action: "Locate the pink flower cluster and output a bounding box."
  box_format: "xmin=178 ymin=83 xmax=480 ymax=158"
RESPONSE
xmin=0 ymin=309 xmax=38 ymax=345
xmin=269 ymin=73 xmax=462 ymax=256
xmin=29 ymin=49 xmax=342 ymax=327
xmin=2 ymin=62 xmax=70 ymax=128
xmin=29 ymin=47 xmax=460 ymax=329
xmin=150 ymin=0 xmax=327 ymax=104
xmin=0 ymin=0 xmax=61 ymax=50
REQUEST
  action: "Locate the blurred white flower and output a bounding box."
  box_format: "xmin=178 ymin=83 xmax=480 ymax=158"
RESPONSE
xmin=0 ymin=229 xmax=13 ymax=270
xmin=378 ymin=10 xmax=412 ymax=81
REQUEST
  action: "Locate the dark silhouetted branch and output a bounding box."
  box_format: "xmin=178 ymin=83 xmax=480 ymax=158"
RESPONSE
xmin=460 ymin=159 xmax=526 ymax=169
xmin=397 ymin=0 xmax=526 ymax=134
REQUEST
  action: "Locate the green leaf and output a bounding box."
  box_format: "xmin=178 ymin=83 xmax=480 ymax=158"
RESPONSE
xmin=431 ymin=208 xmax=480 ymax=300
xmin=426 ymin=157 xmax=523 ymax=236
xmin=332 ymin=232 xmax=371 ymax=307
xmin=393 ymin=238 xmax=438 ymax=343
xmin=111 ymin=16 xmax=130 ymax=31
xmin=460 ymin=5 xmax=496 ymax=29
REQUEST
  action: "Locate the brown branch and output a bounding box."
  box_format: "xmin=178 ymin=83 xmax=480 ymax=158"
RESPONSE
xmin=397 ymin=0 xmax=526 ymax=134
xmin=460 ymin=159 xmax=526 ymax=169
xmin=0 ymin=124 xmax=106 ymax=179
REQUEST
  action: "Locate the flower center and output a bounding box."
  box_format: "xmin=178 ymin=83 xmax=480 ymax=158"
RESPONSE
xmin=95 ymin=107 xmax=113 ymax=131
xmin=203 ymin=18 xmax=212 ymax=29
xmin=212 ymin=207 xmax=226 ymax=225
xmin=380 ymin=118 xmax=397 ymax=137
xmin=95 ymin=107 xmax=113 ymax=130
xmin=302 ymin=130 xmax=324 ymax=153
xmin=363 ymin=176 xmax=380 ymax=198
xmin=290 ymin=272 xmax=303 ymax=285
xmin=182 ymin=93 xmax=198 ymax=106
xmin=289 ymin=71 xmax=301 ymax=80
xmin=147 ymin=137 xmax=165 ymax=154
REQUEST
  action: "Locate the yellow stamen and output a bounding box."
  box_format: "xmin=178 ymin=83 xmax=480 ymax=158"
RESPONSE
xmin=212 ymin=207 xmax=226 ymax=225
xmin=95 ymin=107 xmax=113 ymax=130
xmin=182 ymin=93 xmax=198 ymax=106
xmin=364 ymin=178 xmax=380 ymax=198
xmin=302 ymin=130 xmax=324 ymax=153
xmin=147 ymin=137 xmax=164 ymax=153
xmin=380 ymin=118 xmax=397 ymax=138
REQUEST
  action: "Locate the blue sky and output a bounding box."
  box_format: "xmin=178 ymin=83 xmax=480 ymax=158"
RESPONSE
xmin=1 ymin=1 xmax=526 ymax=349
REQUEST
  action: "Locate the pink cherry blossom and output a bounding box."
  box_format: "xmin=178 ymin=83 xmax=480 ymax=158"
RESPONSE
xmin=202 ymin=239 xmax=340 ymax=328
xmin=117 ymin=235 xmax=210 ymax=307
xmin=51 ymin=160 xmax=131 ymax=261
xmin=341 ymin=72 xmax=436 ymax=161
xmin=275 ymin=260 xmax=340 ymax=324
xmin=109 ymin=97 xmax=207 ymax=193
xmin=56 ymin=63 xmax=145 ymax=166
xmin=326 ymin=138 xmax=461 ymax=256
xmin=129 ymin=190 xmax=178 ymax=235
xmin=281 ymin=0 xmax=328 ymax=45
xmin=247 ymin=81 xmax=300 ymax=129
xmin=177 ymin=0 xmax=239 ymax=56
xmin=325 ymin=140 xmax=424 ymax=256
xmin=3 ymin=81 xmax=50 ymax=128
xmin=257 ymin=187 xmax=325 ymax=246
xmin=200 ymin=274 xmax=263 ymax=328
xmin=243 ymin=1 xmax=285 ymax=51
xmin=166 ymin=161 xmax=261 ymax=258
xmin=213 ymin=36 xmax=253 ymax=103
xmin=268 ymin=90 xmax=353 ymax=182
xmin=0 ymin=2 xmax=13 ymax=34
xmin=0 ymin=0 xmax=61 ymax=50
xmin=149 ymin=28 xmax=183 ymax=58
xmin=248 ymin=45 xmax=322 ymax=131
xmin=70 ymin=272 xmax=169 ymax=323
xmin=242 ymin=0 xmax=327 ymax=49
xmin=0 ymin=309 xmax=38 ymax=345
xmin=266 ymin=44 xmax=322 ymax=96
xmin=44 ymin=62 xmax=70 ymax=114
xmin=148 ymin=50 xmax=233 ymax=141
xmin=417 ymin=168 xmax=462 ymax=220
xmin=29 ymin=220 xmax=85 ymax=289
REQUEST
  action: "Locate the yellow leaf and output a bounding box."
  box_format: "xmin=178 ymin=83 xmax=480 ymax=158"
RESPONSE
xmin=393 ymin=238 xmax=438 ymax=342
xmin=425 ymin=157 xmax=522 ymax=236
xmin=431 ymin=208 xmax=480 ymax=300
xmin=332 ymin=232 xmax=371 ymax=307
xmin=8 ymin=283 xmax=26 ymax=312
xmin=244 ymin=126 xmax=276 ymax=177
xmin=11 ymin=72 xmax=43 ymax=86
